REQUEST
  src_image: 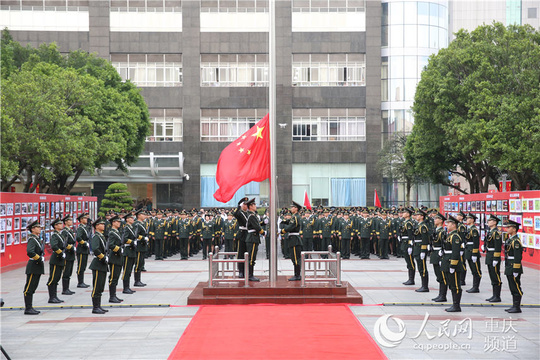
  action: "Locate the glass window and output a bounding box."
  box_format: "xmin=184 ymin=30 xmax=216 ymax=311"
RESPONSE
xmin=147 ymin=109 xmax=183 ymax=142
xmin=381 ymin=2 xmax=388 ymax=26
xmin=403 ymin=2 xmax=417 ymax=24
xmin=430 ymin=26 xmax=439 ymax=48
xmin=439 ymin=28 xmax=447 ymax=48
xmin=417 ymin=2 xmax=429 ymax=25
xmin=390 ymin=25 xmax=404 ymax=48
xmin=111 ymin=53 xmax=182 ymax=87
xmin=429 ymin=2 xmax=438 ymax=27
xmin=403 ymin=24 xmax=417 ymax=47
xmin=418 ymin=25 xmax=429 ymax=48
xmin=200 ymin=54 xmax=268 ymax=87
xmin=389 ymin=1 xmax=403 ymax=24
xmin=200 ymin=109 xmax=267 ymax=142
xmin=403 ymin=56 xmax=417 ymax=79
xmin=390 ymin=79 xmax=403 ymax=101
xmin=381 ymin=25 xmax=389 ymax=47
xmin=418 ymin=56 xmax=429 ymax=77
xmin=292 ymin=108 xmax=366 ymax=141
xmin=404 ymin=79 xmax=417 ymax=101
xmin=292 ymin=54 xmax=365 ymax=87
xmin=390 ymin=56 xmax=403 ymax=79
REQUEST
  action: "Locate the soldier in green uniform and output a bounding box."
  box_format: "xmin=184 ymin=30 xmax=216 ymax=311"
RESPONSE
xmin=23 ymin=220 xmax=44 ymax=315
xmin=442 ymin=215 xmax=464 ymax=312
xmin=76 ymin=213 xmax=91 ymax=288
xmin=201 ymin=213 xmax=215 ymax=260
xmin=301 ymin=209 xmax=315 ymax=252
xmin=178 ymin=210 xmax=192 ymax=260
xmin=455 ymin=211 xmax=468 ymax=286
xmin=149 ymin=210 xmax=167 ymax=261
xmin=281 ymin=211 xmax=291 ymax=259
xmin=107 ymin=215 xmax=124 ymax=303
xmin=339 ymin=211 xmax=353 ymax=259
xmin=401 ymin=208 xmax=416 ymax=285
xmin=213 ymin=211 xmax=222 ymax=250
xmin=413 ymin=209 xmax=430 ymax=292
xmin=222 ymin=211 xmax=237 ymax=258
xmin=281 ymin=201 xmax=303 ymax=281
xmin=47 ymin=218 xmax=65 ymax=304
xmin=320 ymin=208 xmax=334 ymax=257
xmin=121 ymin=212 xmax=137 ymax=294
xmin=503 ymin=219 xmax=523 ymax=313
xmin=234 ymin=198 xmax=250 ymax=277
xmin=89 ymin=218 xmax=109 ymax=314
xmin=378 ymin=210 xmax=392 ymax=260
xmin=313 ymin=208 xmax=323 ymax=251
xmin=133 ymin=209 xmax=149 ymax=287
xmin=359 ymin=209 xmax=372 ymax=259
xmin=245 ymin=198 xmax=264 ymax=281
xmin=431 ymin=212 xmax=447 ymax=302
xmin=61 ymin=215 xmax=76 ymax=295
xmin=484 ymin=214 xmax=502 ymax=303
xmin=465 ymin=213 xmax=482 ymax=293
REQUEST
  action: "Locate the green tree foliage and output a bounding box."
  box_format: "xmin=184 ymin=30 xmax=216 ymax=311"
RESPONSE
xmin=406 ymin=23 xmax=540 ymax=192
xmin=99 ymin=183 xmax=133 ymax=216
xmin=0 ymin=29 xmax=150 ymax=193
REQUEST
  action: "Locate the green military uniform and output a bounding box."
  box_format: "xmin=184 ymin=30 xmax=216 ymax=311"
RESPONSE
xmin=121 ymin=218 xmax=137 ymax=294
xmin=149 ymin=215 xmax=167 ymax=260
xmin=457 ymin=217 xmax=468 ymax=285
xmin=504 ymin=222 xmax=523 ymax=313
xmin=485 ymin=217 xmax=503 ymax=302
xmin=222 ymin=216 xmax=237 ymax=257
xmin=178 ymin=213 xmax=193 ymax=260
xmin=234 ymin=198 xmax=250 ymax=277
xmin=413 ymin=211 xmax=430 ymax=292
xmin=76 ymin=213 xmax=91 ymax=288
xmin=300 ymin=213 xmax=315 ymax=252
xmin=282 ymin=205 xmax=303 ymax=281
xmin=320 ymin=213 xmax=334 ymax=256
xmin=465 ymin=214 xmax=482 ymax=293
xmin=339 ymin=214 xmax=353 ymax=259
xmin=378 ymin=215 xmax=392 ymax=260
xmin=61 ymin=218 xmax=76 ymax=295
xmin=430 ymin=213 xmax=447 ymax=302
xmin=261 ymin=212 xmax=270 ymax=259
xmin=47 ymin=221 xmax=65 ymax=304
xmin=201 ymin=216 xmax=215 ymax=260
xmin=107 ymin=224 xmax=124 ymax=303
xmin=133 ymin=214 xmax=149 ymax=287
xmin=23 ymin=222 xmax=45 ymax=315
xmin=89 ymin=218 xmax=109 ymax=314
xmin=245 ymin=205 xmax=264 ymax=281
xmin=401 ymin=210 xmax=416 ymax=285
xmin=359 ymin=214 xmax=372 ymax=259
xmin=442 ymin=222 xmax=464 ymax=312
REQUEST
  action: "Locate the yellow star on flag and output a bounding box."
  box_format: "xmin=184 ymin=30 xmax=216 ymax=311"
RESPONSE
xmin=239 ymin=148 xmax=244 ymax=153
xmin=237 ymin=142 xmax=241 ymax=146
xmin=242 ymin=135 xmax=247 ymax=140
xmin=252 ymin=126 xmax=264 ymax=141
xmin=247 ymin=150 xmax=251 ymax=155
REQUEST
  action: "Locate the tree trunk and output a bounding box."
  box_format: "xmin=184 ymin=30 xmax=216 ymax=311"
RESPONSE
xmin=405 ymin=179 xmax=412 ymax=206
xmin=65 ymin=168 xmax=84 ymax=194
xmin=23 ymin=167 xmax=33 ymax=192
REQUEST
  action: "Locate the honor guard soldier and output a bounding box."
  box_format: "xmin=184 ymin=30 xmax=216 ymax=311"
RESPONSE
xmin=201 ymin=213 xmax=215 ymax=260
xmin=76 ymin=213 xmax=91 ymax=288
xmin=359 ymin=209 xmax=372 ymax=259
xmin=23 ymin=221 xmax=45 ymax=315
xmin=320 ymin=209 xmax=334 ymax=258
xmin=121 ymin=212 xmax=137 ymax=294
xmin=401 ymin=208 xmax=416 ymax=286
xmin=413 ymin=209 xmax=430 ymax=292
xmin=339 ymin=211 xmax=353 ymax=259
xmin=281 ymin=201 xmax=303 ymax=281
xmin=234 ymin=197 xmax=250 ymax=278
xmin=222 ymin=211 xmax=237 ymax=258
xmin=178 ymin=210 xmax=192 ymax=260
xmin=150 ymin=210 xmax=167 ymax=261
xmin=455 ymin=211 xmax=468 ymax=286
xmin=378 ymin=210 xmax=392 ymax=260
xmin=107 ymin=215 xmax=124 ymax=303
xmin=133 ymin=209 xmax=149 ymax=287
xmin=503 ymin=220 xmax=523 ymax=313
xmin=442 ymin=215 xmax=464 ymax=312
xmin=61 ymin=215 xmax=76 ymax=295
xmin=431 ymin=212 xmax=448 ymax=302
xmin=245 ymin=198 xmax=264 ymax=281
xmin=301 ymin=209 xmax=315 ymax=253
xmin=47 ymin=218 xmax=65 ymax=304
xmin=484 ymin=214 xmax=503 ymax=303
xmin=465 ymin=213 xmax=482 ymax=293
xmin=89 ymin=218 xmax=109 ymax=314
xmin=261 ymin=209 xmax=270 ymax=258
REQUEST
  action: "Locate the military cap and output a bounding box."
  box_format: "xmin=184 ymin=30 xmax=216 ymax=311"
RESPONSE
xmin=291 ymin=201 xmax=302 ymax=210
xmin=246 ymin=198 xmax=256 ymax=207
xmin=27 ymin=220 xmax=42 ymax=231
xmin=446 ymin=214 xmax=460 ymax=224
xmin=92 ymin=217 xmax=107 ymax=228
xmin=110 ymin=215 xmax=121 ymax=223
xmin=238 ymin=197 xmax=249 ymax=206
xmin=466 ymin=213 xmax=477 ymax=221
xmin=51 ymin=217 xmax=62 ymax=228
xmin=487 ymin=214 xmax=501 ymax=223
xmin=123 ymin=212 xmax=135 ymax=220
xmin=402 ymin=207 xmax=413 ymax=215
xmin=456 ymin=211 xmax=466 ymax=218
xmin=62 ymin=214 xmax=72 ymax=223
xmin=505 ymin=219 xmax=520 ymax=230
xmin=134 ymin=209 xmax=145 ymax=217
xmin=77 ymin=212 xmax=89 ymax=221
xmin=434 ymin=212 xmax=446 ymax=221
xmin=156 ymin=209 xmax=164 ymax=215
xmin=415 ymin=208 xmax=427 ymax=217
xmin=180 ymin=209 xmax=187 ymax=215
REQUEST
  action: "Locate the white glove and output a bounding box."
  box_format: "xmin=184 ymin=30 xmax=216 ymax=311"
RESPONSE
xmin=120 ymin=248 xmax=124 ymax=255
xmin=472 ymin=256 xmax=477 ymax=263
xmin=481 ymin=244 xmax=485 ymax=252
xmin=134 ymin=240 xmax=138 ymax=247
xmin=427 ymin=244 xmax=431 ymax=251
xmin=62 ymin=253 xmax=66 ymax=259
xmin=450 ymin=268 xmax=455 ymax=274
xmin=438 ymin=250 xmax=443 ymax=257
xmin=460 ymin=251 xmax=464 ymax=256
xmin=439 ymin=261 xmax=441 ymax=266
xmin=513 ymin=272 xmax=518 ymax=278
xmin=407 ymin=247 xmax=412 ymax=255
xmin=264 ymin=219 xmax=269 ymax=224
xmin=144 ymin=236 xmax=149 ymax=241
xmin=105 ymin=256 xmax=109 ymax=263
xmin=420 ymin=252 xmax=425 ymax=260
xmin=493 ymin=260 xmax=498 ymax=267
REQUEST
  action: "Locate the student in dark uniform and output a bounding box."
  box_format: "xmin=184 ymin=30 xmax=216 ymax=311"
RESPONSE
xmin=23 ymin=220 xmax=45 ymax=315
xmin=89 ymin=218 xmax=109 ymax=314
xmin=281 ymin=201 xmax=303 ymax=281
xmin=47 ymin=218 xmax=65 ymax=304
xmin=442 ymin=215 xmax=464 ymax=312
xmin=484 ymin=214 xmax=503 ymax=303
xmin=76 ymin=213 xmax=91 ymax=288
xmin=107 ymin=215 xmax=124 ymax=303
xmin=504 ymin=220 xmax=523 ymax=313
xmin=245 ymin=198 xmax=264 ymax=281
xmin=121 ymin=212 xmax=137 ymax=295
xmin=61 ymin=215 xmax=76 ymax=295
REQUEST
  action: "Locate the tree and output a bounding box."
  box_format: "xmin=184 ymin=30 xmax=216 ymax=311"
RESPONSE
xmin=99 ymin=183 xmax=133 ymax=216
xmin=406 ymin=23 xmax=540 ymax=193
xmin=377 ymin=133 xmax=421 ymax=205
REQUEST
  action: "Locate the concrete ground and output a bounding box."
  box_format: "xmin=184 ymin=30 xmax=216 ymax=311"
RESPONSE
xmin=1 ymin=248 xmax=539 ymax=360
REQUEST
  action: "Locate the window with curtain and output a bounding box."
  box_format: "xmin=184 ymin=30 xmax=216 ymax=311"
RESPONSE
xmin=292 ymin=108 xmax=366 ymax=141
xmin=147 ymin=109 xmax=182 ymax=142
xmin=292 ymin=53 xmax=365 ymax=87
xmin=200 ymin=54 xmax=268 ymax=87
xmin=200 ymin=108 xmax=267 ymax=142
xmin=330 ymin=178 xmax=366 ymax=207
xmin=201 ymin=176 xmax=261 ymax=207
xmin=111 ymin=53 xmax=182 ymax=87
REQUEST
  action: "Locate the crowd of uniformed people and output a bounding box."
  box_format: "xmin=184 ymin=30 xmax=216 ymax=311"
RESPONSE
xmin=23 ymin=202 xmax=525 ymax=315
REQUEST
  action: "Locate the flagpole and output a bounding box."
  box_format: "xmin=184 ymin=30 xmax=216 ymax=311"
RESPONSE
xmin=269 ymin=0 xmax=278 ymax=286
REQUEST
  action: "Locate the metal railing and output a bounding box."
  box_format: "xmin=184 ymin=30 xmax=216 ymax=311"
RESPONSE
xmin=301 ymin=245 xmax=342 ymax=287
xmin=208 ymin=246 xmax=249 ymax=287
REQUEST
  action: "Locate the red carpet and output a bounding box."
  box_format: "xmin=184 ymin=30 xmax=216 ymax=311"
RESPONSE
xmin=168 ymin=304 xmax=387 ymax=360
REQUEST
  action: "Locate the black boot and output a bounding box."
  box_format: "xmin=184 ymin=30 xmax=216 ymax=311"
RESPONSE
xmin=460 ymin=270 xmax=466 ymax=286
xmin=77 ymin=273 xmax=90 ymax=288
xmin=486 ymin=284 xmax=497 ymax=302
xmin=445 ymin=289 xmax=462 ymax=312
xmin=53 ymin=284 xmax=64 ymax=303
xmin=288 ymin=265 xmax=301 ymax=281
xmin=62 ymin=279 xmax=75 ymax=295
xmin=109 ymin=286 xmax=122 ymax=303
xmin=466 ymin=275 xmax=480 ymax=293
xmin=24 ymin=295 xmax=40 ymax=315
xmin=415 ymin=274 xmax=429 ymax=292
xmin=433 ymin=282 xmax=447 ymax=302
xmin=488 ymin=284 xmax=501 ymax=303
xmin=48 ymin=284 xmax=62 ymax=304
xmin=238 ymin=262 xmax=245 ymax=279
xmin=92 ymin=297 xmax=106 ymax=314
xmin=507 ymin=295 xmax=522 ymax=313
xmin=122 ymin=279 xmax=136 ymax=294
xmin=133 ymin=272 xmax=146 ymax=287
xmin=248 ymin=265 xmax=260 ymax=282
xmin=403 ymin=269 xmax=415 ymax=285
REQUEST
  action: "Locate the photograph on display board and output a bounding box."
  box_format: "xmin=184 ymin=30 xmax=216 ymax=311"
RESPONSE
xmin=503 ymin=200 xmax=508 ymax=212
xmin=0 ymin=219 xmax=5 ymax=231
xmin=33 ymin=202 xmax=38 ymax=214
xmin=0 ymin=204 xmax=5 ymax=216
xmin=528 ymin=199 xmax=534 ymax=212
xmin=21 ymin=203 xmax=27 ymax=215
xmin=65 ymin=202 xmax=70 ymax=212
xmin=21 ymin=230 xmax=27 ymax=244
xmin=14 ymin=232 xmax=20 ymax=245
xmin=14 ymin=218 xmax=20 ymax=230
xmin=481 ymin=201 xmax=485 ymax=211
xmin=496 ymin=200 xmax=502 ymax=211
xmin=535 ymin=235 xmax=540 ymax=250
xmin=486 ymin=201 xmax=491 ymax=211
xmin=78 ymin=202 xmax=81 ymax=211
xmin=6 ymin=203 xmax=13 ymax=216
xmin=6 ymin=218 xmax=12 ymax=231
xmin=491 ymin=200 xmax=496 ymax=211
xmin=516 ymin=199 xmax=522 ymax=212
xmin=50 ymin=202 xmax=55 ymax=217
xmin=535 ymin=199 xmax=540 ymax=211
xmin=59 ymin=201 xmax=64 ymax=213
xmin=21 ymin=217 xmax=27 ymax=230
xmin=510 ymin=199 xmax=516 ymax=212
xmin=44 ymin=232 xmax=50 ymax=244
xmin=6 ymin=233 xmax=13 ymax=246
xmin=535 ymin=216 xmax=540 ymax=232
xmin=521 ymin=199 xmax=528 ymax=212
xmin=523 ymin=217 xmax=534 ymax=228
xmin=528 ymin=234 xmax=535 ymax=248
xmin=84 ymin=201 xmax=89 ymax=211
xmin=39 ymin=202 xmax=45 ymax=215
xmin=14 ymin=203 xmax=21 ymax=215
xmin=39 ymin=216 xmax=45 ymax=227
xmin=27 ymin=203 xmax=32 ymax=214
xmin=471 ymin=201 xmax=476 ymax=212
xmin=0 ymin=234 xmax=4 ymax=253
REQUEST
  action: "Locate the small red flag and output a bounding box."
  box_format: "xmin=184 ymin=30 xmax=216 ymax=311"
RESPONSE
xmin=213 ymin=114 xmax=270 ymax=203
xmin=303 ymin=190 xmax=312 ymax=210
xmin=374 ymin=189 xmax=382 ymax=208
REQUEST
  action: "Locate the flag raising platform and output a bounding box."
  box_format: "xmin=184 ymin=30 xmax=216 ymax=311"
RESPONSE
xmin=186 ymin=276 xmax=363 ymax=305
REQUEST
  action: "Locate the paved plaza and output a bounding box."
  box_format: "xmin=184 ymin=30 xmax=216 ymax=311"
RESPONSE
xmin=1 ymin=250 xmax=539 ymax=359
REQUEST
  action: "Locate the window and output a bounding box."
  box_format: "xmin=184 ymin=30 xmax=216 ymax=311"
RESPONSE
xmin=200 ymin=0 xmax=268 ymax=12
xmin=200 ymin=109 xmax=268 ymax=142
xmin=200 ymin=54 xmax=268 ymax=87
xmin=292 ymin=54 xmax=365 ymax=86
xmin=292 ymin=108 xmax=366 ymax=141
xmin=110 ymin=0 xmax=181 ymax=12
xmin=292 ymin=0 xmax=365 ymax=12
xmin=1 ymin=0 xmax=88 ymax=10
xmin=111 ymin=54 xmax=182 ymax=87
xmin=147 ymin=109 xmax=183 ymax=142
xmin=528 ymin=7 xmax=537 ymax=19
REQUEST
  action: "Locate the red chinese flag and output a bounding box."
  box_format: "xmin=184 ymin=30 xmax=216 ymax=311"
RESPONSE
xmin=374 ymin=188 xmax=382 ymax=208
xmin=303 ymin=190 xmax=312 ymax=210
xmin=214 ymin=114 xmax=270 ymax=203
